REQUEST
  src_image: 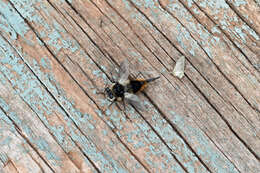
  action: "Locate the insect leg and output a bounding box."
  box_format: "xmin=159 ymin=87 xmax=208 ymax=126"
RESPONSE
xmin=96 ymin=89 xmax=105 ymax=95
xmin=107 ymin=100 xmax=115 ymax=108
xmin=96 ymin=91 xmax=104 ymax=95
xmin=110 ymin=71 xmax=116 ymax=83
xmin=115 ymin=102 xmax=122 ymax=111
xmin=122 ymin=98 xmax=126 ymax=111
xmin=122 ymin=99 xmax=131 ymax=120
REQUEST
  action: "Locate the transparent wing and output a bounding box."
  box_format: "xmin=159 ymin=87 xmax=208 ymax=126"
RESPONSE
xmin=124 ymin=92 xmax=145 ymax=111
xmin=118 ymin=59 xmax=130 ymax=85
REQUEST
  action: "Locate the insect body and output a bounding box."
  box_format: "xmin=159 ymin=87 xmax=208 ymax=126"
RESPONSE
xmin=104 ymin=59 xmax=160 ymax=110
xmin=105 ymin=82 xmax=125 ymax=101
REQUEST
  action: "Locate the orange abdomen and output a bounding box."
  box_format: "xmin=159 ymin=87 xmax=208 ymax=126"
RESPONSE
xmin=128 ymin=79 xmax=147 ymax=93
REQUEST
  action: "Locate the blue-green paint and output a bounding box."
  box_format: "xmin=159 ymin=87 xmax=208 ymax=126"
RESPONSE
xmin=234 ymin=0 xmax=247 ymax=7
xmin=2 ymin=0 xmax=247 ymax=172
xmin=0 ymin=109 xmax=14 ymax=128
xmin=118 ymin=1 xmax=245 ymax=172
xmin=143 ymin=102 xmax=209 ymax=173
xmin=0 ymin=136 xmax=12 ymax=149
xmin=199 ymin=0 xmax=229 ymax=15
xmin=187 ymin=0 xmax=194 ymax=7
xmin=102 ymin=151 xmax=128 ymax=173
xmin=176 ymin=23 xmax=202 ymax=57
xmin=35 ymin=137 xmax=61 ymax=162
xmin=122 ymin=0 xmax=131 ymax=10
xmin=170 ymin=111 xmax=238 ymax=173
xmin=164 ymin=1 xmax=225 ymax=59
xmin=124 ymin=110 xmax=185 ymax=172
xmin=133 ymin=141 xmax=145 ymax=149
xmin=0 ymin=33 xmax=119 ymax=172
xmin=234 ymin=27 xmax=247 ymax=43
xmin=0 ymin=2 xmax=29 ymax=40
xmin=0 ymin=96 xmax=61 ymax=164
xmin=40 ymin=57 xmax=51 ymax=69
xmin=49 ymin=125 xmax=67 ymax=148
xmin=211 ymin=26 xmax=221 ymax=34
xmin=100 ymin=65 xmax=107 ymax=71
xmin=135 ymin=162 xmax=142 ymax=169
xmin=211 ymin=36 xmax=220 ymax=45
xmin=92 ymin=69 xmax=102 ymax=77
xmin=8 ymin=0 xmax=79 ymax=55
xmin=10 ymin=0 xmax=44 ymax=25
xmin=241 ymin=24 xmax=259 ymax=40
xmin=0 ymin=152 xmax=8 ymax=165
xmin=203 ymin=46 xmax=213 ymax=58
xmin=98 ymin=93 xmax=186 ymax=171
xmin=192 ymin=7 xmax=200 ymax=14
xmin=102 ymin=130 xmax=108 ymax=136
xmin=47 ymin=29 xmax=79 ymax=54
xmin=110 ymin=110 xmax=124 ymax=130
xmin=103 ymin=0 xmax=212 ymax=171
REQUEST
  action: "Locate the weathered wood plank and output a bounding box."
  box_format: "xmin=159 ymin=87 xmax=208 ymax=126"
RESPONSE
xmin=1 ymin=0 xmax=186 ymax=172
xmin=0 ymin=102 xmax=53 ymax=173
xmin=0 ymin=2 xmax=148 ymax=172
xmin=65 ymin=0 xmax=259 ymax=172
xmin=175 ymin=0 xmax=260 ymax=79
xmin=157 ymin=0 xmax=260 ymax=156
xmin=46 ymin=1 xmax=212 ymax=172
xmin=179 ymin=0 xmax=260 ymax=70
xmin=0 ymin=39 xmax=81 ymax=172
xmin=0 ymin=0 xmax=259 ymax=172
xmin=222 ymin=0 xmax=260 ymax=42
xmin=3 ymin=0 xmax=190 ymax=172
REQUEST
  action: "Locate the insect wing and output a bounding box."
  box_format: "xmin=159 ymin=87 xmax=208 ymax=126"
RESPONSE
xmin=172 ymin=56 xmax=185 ymax=79
xmin=118 ymin=59 xmax=130 ymax=85
xmin=124 ymin=92 xmax=144 ymax=110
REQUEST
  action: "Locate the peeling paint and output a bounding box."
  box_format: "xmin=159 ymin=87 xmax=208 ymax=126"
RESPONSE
xmin=0 ymin=96 xmax=61 ymax=164
xmin=234 ymin=0 xmax=247 ymax=7
xmin=170 ymin=111 xmax=238 ymax=173
xmin=0 ymin=32 xmax=122 ymax=172
xmin=1 ymin=0 xmax=257 ymax=172
xmin=0 ymin=2 xmax=29 ymax=40
xmin=0 ymin=152 xmax=8 ymax=165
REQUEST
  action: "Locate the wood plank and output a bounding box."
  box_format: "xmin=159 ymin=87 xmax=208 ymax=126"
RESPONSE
xmin=0 ymin=46 xmax=80 ymax=172
xmin=0 ymin=105 xmax=53 ymax=173
xmin=0 ymin=11 xmax=146 ymax=173
xmin=226 ymin=0 xmax=260 ymax=35
xmin=65 ymin=0 xmax=260 ymax=172
xmin=0 ymin=0 xmax=259 ymax=172
xmin=178 ymin=0 xmax=260 ymax=70
xmin=1 ymin=1 xmax=183 ymax=172
xmin=0 ymin=67 xmax=100 ymax=173
xmin=44 ymin=1 xmax=211 ymax=172
xmin=1 ymin=0 xmax=189 ymax=172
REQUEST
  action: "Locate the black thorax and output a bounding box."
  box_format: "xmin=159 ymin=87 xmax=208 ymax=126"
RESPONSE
xmin=112 ymin=83 xmax=125 ymax=97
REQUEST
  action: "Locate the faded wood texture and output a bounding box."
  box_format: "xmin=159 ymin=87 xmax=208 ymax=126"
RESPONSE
xmin=0 ymin=0 xmax=259 ymax=172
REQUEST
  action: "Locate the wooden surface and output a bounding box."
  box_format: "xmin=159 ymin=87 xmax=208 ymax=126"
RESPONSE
xmin=0 ymin=0 xmax=259 ymax=172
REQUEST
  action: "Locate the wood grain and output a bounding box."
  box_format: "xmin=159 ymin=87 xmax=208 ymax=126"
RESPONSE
xmin=0 ymin=0 xmax=259 ymax=172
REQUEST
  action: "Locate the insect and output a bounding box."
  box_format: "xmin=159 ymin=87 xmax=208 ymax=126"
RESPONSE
xmin=103 ymin=59 xmax=160 ymax=111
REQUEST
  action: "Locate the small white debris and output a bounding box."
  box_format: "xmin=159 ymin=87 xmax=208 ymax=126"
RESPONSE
xmin=172 ymin=56 xmax=185 ymax=79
